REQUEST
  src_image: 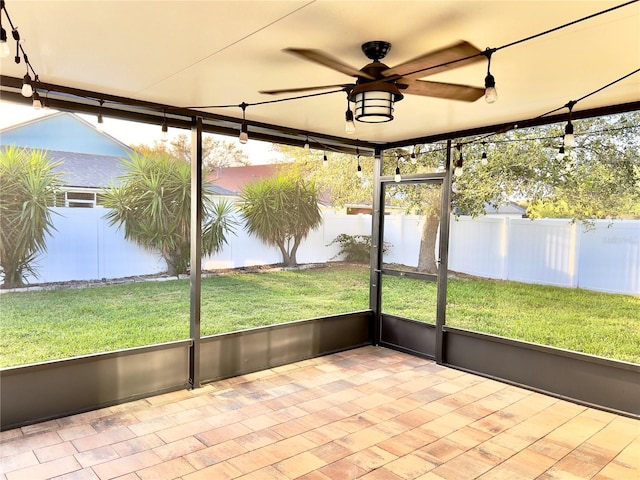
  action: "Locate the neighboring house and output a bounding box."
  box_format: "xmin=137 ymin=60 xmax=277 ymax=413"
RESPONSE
xmin=208 ymin=164 xmax=283 ymax=197
xmin=0 ymin=112 xmax=234 ymax=205
xmin=0 ymin=112 xmax=131 ymax=207
xmin=453 ymin=201 xmax=527 ymax=218
xmin=483 ymin=201 xmax=528 ymax=217
xmin=208 ymin=163 xmax=332 ymax=207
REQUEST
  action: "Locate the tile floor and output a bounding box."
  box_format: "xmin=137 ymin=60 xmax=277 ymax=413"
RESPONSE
xmin=0 ymin=346 xmax=638 ymax=480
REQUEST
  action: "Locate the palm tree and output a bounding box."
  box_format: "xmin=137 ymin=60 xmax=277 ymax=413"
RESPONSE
xmin=239 ymin=175 xmax=322 ymax=267
xmin=101 ymin=152 xmax=237 ymax=275
xmin=0 ymin=147 xmax=61 ymax=289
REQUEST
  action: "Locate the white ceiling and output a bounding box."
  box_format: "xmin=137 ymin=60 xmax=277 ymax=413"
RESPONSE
xmin=2 ymin=1 xmax=639 ymax=145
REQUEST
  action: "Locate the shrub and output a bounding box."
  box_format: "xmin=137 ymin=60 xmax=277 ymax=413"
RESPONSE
xmin=329 ymin=233 xmax=390 ymax=264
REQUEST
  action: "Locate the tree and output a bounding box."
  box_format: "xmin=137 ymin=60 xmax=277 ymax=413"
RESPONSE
xmin=276 ymin=112 xmax=640 ymax=273
xmin=131 ymin=133 xmax=249 ymax=173
xmin=239 ymin=175 xmax=322 ymax=267
xmin=101 ymin=152 xmax=238 ymax=275
xmin=0 ymin=147 xmax=61 ymax=288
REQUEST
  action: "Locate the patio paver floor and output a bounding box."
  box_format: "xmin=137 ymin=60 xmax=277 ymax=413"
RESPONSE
xmin=1 ymin=346 xmax=638 ymax=479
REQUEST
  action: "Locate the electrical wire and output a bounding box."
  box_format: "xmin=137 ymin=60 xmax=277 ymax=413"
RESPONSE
xmin=1 ymin=0 xmax=38 ymax=79
xmin=398 ymin=0 xmax=639 ymax=79
xmin=182 ymin=88 xmax=346 ymax=110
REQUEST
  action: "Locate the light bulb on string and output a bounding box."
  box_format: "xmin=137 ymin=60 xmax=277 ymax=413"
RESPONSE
xmin=323 ymin=152 xmax=328 ymax=167
xmin=356 ymin=146 xmax=363 ymax=178
xmin=238 ymin=102 xmax=249 ymax=144
xmin=483 ymin=48 xmax=498 ymax=104
xmin=564 ymin=120 xmax=575 ymax=147
xmin=21 ymin=73 xmax=33 ymax=97
xmin=0 ymin=26 xmax=9 ymax=58
xmin=410 ymin=150 xmax=417 ymax=165
xmin=345 ymin=95 xmax=356 ymax=134
xmin=161 ymin=111 xmax=168 ymax=142
xmin=454 ymin=146 xmax=464 ymax=177
xmin=481 ymin=143 xmax=488 ymax=165
xmin=96 ymin=100 xmax=104 ymax=132
xmin=563 ymin=100 xmax=576 ymax=147
xmin=304 ymin=136 xmax=309 ymax=151
xmin=239 ymin=123 xmax=248 ymax=144
xmin=556 ymin=145 xmax=565 ymax=161
xmin=394 ymin=156 xmax=401 ymax=182
xmin=32 ymin=90 xmax=41 ymax=109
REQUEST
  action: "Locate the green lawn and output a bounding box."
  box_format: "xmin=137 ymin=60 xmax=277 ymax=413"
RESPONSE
xmin=1 ymin=264 xmax=638 ymax=367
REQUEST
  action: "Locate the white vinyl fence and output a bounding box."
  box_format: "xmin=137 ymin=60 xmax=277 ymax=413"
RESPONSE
xmin=17 ymin=207 xmax=640 ymax=296
xmin=448 ymin=216 xmax=639 ymax=295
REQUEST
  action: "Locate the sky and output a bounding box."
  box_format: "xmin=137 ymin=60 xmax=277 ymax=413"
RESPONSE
xmin=0 ymin=101 xmax=282 ymax=164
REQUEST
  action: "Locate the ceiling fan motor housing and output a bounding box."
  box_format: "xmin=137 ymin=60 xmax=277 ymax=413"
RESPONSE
xmin=361 ymin=40 xmax=392 ymax=61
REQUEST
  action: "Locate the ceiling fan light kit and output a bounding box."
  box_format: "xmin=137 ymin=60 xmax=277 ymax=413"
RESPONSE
xmin=349 ymin=81 xmax=404 ymax=123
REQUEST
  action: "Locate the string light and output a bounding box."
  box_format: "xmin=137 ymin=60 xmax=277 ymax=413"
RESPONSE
xmin=556 ymin=145 xmax=565 ymax=160
xmin=0 ymin=1 xmax=9 ymax=58
xmin=21 ymin=72 xmax=33 ymax=97
xmin=563 ymin=101 xmax=576 ymax=147
xmin=11 ymin=25 xmax=19 ymax=62
xmin=394 ymin=155 xmax=401 ymax=182
xmin=356 ymin=146 xmax=363 ymax=178
xmin=238 ymin=102 xmax=248 ymax=144
xmin=410 ymin=150 xmax=417 ymax=164
xmin=454 ymin=145 xmax=464 ymax=177
xmin=481 ymin=142 xmax=488 ymax=165
xmin=304 ymin=135 xmax=309 ymax=150
xmin=32 ymin=90 xmax=41 ymax=109
xmin=483 ymin=48 xmax=498 ymax=104
xmin=0 ymin=28 xmax=8 ymax=59
xmin=345 ymin=94 xmax=356 ymax=134
xmin=323 ymin=151 xmax=328 ymax=167
xmin=97 ymin=99 xmax=104 ymax=131
xmin=161 ymin=110 xmax=168 ymax=142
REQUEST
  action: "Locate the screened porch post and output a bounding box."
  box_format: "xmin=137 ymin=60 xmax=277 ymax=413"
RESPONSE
xmin=189 ymin=116 xmax=203 ymax=388
xmin=435 ymin=139 xmax=453 ymax=364
xmin=369 ymin=146 xmax=384 ymax=345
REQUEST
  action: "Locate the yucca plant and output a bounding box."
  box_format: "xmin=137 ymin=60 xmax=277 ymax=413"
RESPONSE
xmin=0 ymin=147 xmax=62 ymax=289
xmin=101 ymin=152 xmax=237 ymax=275
xmin=239 ymin=175 xmax=322 ymax=267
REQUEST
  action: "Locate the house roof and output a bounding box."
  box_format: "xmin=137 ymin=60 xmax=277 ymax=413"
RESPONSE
xmin=484 ymin=201 xmax=527 ymax=216
xmin=208 ymin=164 xmax=284 ymax=195
xmin=1 ymin=2 xmax=637 ymax=149
xmin=46 ymin=150 xmax=127 ymax=188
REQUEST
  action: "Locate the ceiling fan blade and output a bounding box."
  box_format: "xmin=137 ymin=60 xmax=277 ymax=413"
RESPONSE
xmin=383 ymin=41 xmax=484 ymax=80
xmin=398 ymin=79 xmax=484 ymax=102
xmin=283 ymin=48 xmax=376 ymax=80
xmin=259 ymin=83 xmax=354 ymax=95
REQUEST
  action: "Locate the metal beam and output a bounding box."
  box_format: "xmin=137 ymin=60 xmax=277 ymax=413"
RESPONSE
xmin=189 ymin=117 xmax=203 ymax=389
xmin=369 ymin=147 xmax=384 ymax=346
xmin=435 ymin=140 xmax=453 ymax=364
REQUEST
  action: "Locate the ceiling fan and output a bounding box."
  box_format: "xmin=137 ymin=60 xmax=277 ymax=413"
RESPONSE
xmin=260 ymin=40 xmax=487 ymax=120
